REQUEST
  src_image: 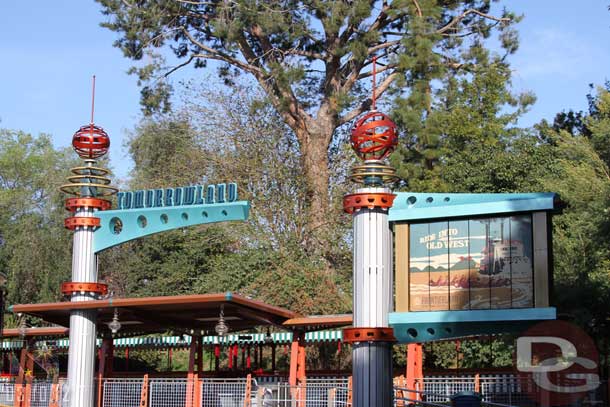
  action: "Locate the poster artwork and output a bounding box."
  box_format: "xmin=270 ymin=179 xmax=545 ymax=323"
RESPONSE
xmin=409 ymin=216 xmax=534 ymax=311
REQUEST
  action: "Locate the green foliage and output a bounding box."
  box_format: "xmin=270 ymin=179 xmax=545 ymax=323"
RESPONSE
xmin=100 ymin=82 xmax=353 ymax=313
xmin=0 ymin=131 xmax=77 ymax=309
xmin=535 ymin=89 xmax=610 ymax=346
xmin=392 ymin=48 xmax=536 ymax=192
xmin=97 ymin=0 xmax=520 ymax=257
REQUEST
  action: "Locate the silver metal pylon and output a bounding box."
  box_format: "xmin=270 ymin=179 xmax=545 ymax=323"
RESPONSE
xmin=344 ymin=110 xmax=400 ymax=407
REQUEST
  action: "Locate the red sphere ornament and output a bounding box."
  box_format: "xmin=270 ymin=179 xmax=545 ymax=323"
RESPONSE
xmin=72 ymin=124 xmax=110 ymax=159
xmin=350 ymin=111 xmax=397 ymax=161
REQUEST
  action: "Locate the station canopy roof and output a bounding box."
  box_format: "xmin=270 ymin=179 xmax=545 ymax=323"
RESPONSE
xmin=10 ymin=292 xmax=352 ymax=338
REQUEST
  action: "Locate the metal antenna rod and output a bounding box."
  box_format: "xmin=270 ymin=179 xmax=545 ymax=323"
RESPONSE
xmin=90 ymin=75 xmax=96 ymax=125
xmin=372 ymin=56 xmax=377 ymax=110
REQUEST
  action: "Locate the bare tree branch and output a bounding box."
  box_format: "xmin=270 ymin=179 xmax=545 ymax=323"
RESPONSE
xmin=412 ymin=0 xmax=423 ymax=17
xmin=437 ymin=9 xmax=510 ymax=34
xmin=164 ymin=55 xmax=196 ymax=77
xmin=181 ymin=27 xmax=263 ymax=75
xmin=368 ymin=40 xmax=401 ymax=54
xmin=357 ymin=63 xmax=398 ymax=79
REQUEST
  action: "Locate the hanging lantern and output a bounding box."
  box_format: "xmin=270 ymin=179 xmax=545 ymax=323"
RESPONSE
xmin=215 ymin=304 xmax=229 ymax=336
xmin=264 ymin=327 xmax=274 ymax=344
xmin=17 ymin=314 xmax=27 ymax=338
xmin=108 ymin=308 xmax=121 ymax=334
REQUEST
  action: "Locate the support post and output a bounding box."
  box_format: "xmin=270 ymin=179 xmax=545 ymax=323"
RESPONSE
xmin=15 ymin=343 xmax=34 ymax=407
xmin=24 ymin=348 xmax=34 ymax=407
xmin=139 ymin=374 xmax=149 ymax=407
xmin=244 ymin=373 xmax=252 ymax=407
xmin=258 ymin=344 xmax=263 ymax=369
xmin=186 ymin=338 xmax=197 ymax=407
xmin=241 ymin=346 xmax=245 ymax=370
xmin=405 ymin=343 xmax=423 ymax=402
xmin=343 ymin=107 xmax=398 ymax=407
xmin=343 ymin=188 xmax=396 ymax=407
xmin=289 ymin=332 xmax=307 ymax=407
xmin=49 ymin=382 xmax=61 ymax=407
xmin=193 ymin=375 xmax=201 ymax=407
xmin=271 ymin=344 xmax=276 ymax=372
xmin=228 ymin=345 xmax=233 ymax=370
xmin=234 ymin=344 xmax=239 ymax=371
xmin=197 ymin=336 xmax=203 ymax=375
xmin=15 ymin=347 xmax=27 ymax=407
xmin=347 ymin=376 xmax=352 ymax=406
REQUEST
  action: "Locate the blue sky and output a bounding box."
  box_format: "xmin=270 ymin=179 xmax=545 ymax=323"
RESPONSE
xmin=1 ymin=1 xmax=609 ymax=180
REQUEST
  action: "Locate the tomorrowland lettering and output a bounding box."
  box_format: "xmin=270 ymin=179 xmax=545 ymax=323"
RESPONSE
xmin=117 ymin=183 xmax=238 ymax=210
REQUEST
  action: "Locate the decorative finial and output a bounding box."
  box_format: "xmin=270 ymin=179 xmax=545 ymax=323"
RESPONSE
xmin=60 ymin=76 xmax=117 ymax=231
xmin=347 ymin=57 xmax=399 ymax=187
xmin=350 ymin=112 xmax=398 ymax=162
xmin=71 ymin=76 xmax=110 ymax=160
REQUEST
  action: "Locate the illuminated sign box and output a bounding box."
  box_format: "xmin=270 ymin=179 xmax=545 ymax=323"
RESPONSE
xmin=388 ymin=192 xmax=559 ymax=342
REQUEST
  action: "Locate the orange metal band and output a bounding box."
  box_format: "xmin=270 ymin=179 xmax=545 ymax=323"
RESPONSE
xmin=61 ymin=282 xmax=108 ymax=296
xmin=342 ymin=327 xmax=396 ymax=343
xmin=64 ymin=216 xmax=101 ymax=230
xmin=65 ymin=197 xmax=111 ymax=212
xmin=343 ymin=192 xmax=396 ymax=214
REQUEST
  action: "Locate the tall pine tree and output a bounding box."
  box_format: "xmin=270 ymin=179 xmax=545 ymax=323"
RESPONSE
xmin=98 ymin=0 xmax=518 ymax=253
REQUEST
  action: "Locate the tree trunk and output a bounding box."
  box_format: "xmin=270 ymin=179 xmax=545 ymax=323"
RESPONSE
xmin=296 ymin=114 xmax=336 ymax=252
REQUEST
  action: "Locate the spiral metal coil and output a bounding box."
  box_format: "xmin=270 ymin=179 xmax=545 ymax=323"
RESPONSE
xmin=350 ymin=161 xmax=399 ymax=185
xmin=59 ymin=163 xmax=118 ymax=197
xmin=60 ymin=160 xmax=117 ymax=230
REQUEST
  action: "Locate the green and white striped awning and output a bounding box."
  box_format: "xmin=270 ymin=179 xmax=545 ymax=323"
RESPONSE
xmin=0 ymin=330 xmax=343 ymax=351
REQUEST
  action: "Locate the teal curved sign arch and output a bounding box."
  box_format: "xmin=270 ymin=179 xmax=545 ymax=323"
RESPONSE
xmin=93 ymin=201 xmax=249 ymax=253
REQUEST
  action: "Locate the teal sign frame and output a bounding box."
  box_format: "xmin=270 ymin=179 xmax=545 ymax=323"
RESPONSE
xmin=93 ymin=182 xmax=249 ymax=253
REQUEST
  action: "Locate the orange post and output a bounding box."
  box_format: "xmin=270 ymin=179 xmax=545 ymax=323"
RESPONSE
xmin=244 ymin=373 xmax=252 ymax=407
xmin=405 ymin=343 xmax=423 ymax=402
xmin=49 ymin=382 xmax=60 ymax=407
xmin=288 ymin=335 xmax=300 ymax=387
xmin=474 ymin=373 xmax=480 ymax=393
xmin=297 ymin=333 xmax=306 ymax=407
xmin=23 ymin=350 xmax=34 ymax=407
xmin=186 ymin=339 xmax=198 ymax=407
xmin=193 ymin=375 xmax=201 ymax=407
xmin=347 ymin=376 xmax=352 ymax=406
xmin=14 ymin=347 xmax=27 ymax=407
xmin=140 ymin=374 xmax=149 ymax=407
xmin=289 ymin=332 xmax=307 ymax=406
xmin=96 ymin=372 xmax=103 ymax=407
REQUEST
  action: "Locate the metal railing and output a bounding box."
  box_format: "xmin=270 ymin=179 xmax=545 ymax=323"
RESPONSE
xmin=253 ymin=382 xmax=351 ymax=407
xmin=0 ymin=379 xmax=67 ymax=407
xmin=102 ymin=378 xmax=143 ymax=407
xmin=394 ymin=386 xmax=522 ymax=407
xmin=0 ymin=374 xmax=607 ymax=407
